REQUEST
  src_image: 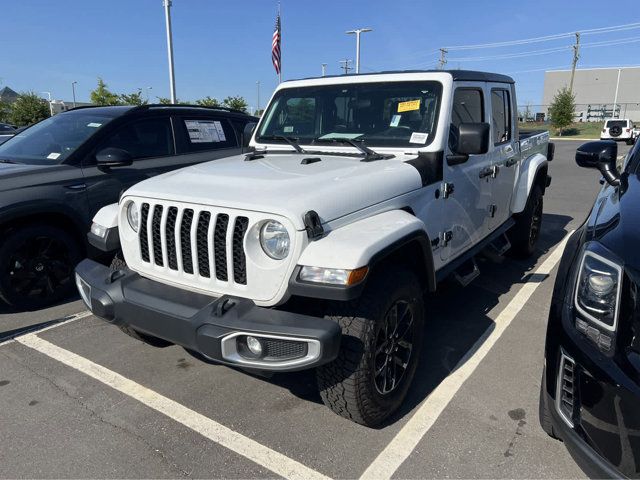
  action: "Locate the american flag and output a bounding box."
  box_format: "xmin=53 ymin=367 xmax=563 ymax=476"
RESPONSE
xmin=272 ymin=13 xmax=281 ymax=76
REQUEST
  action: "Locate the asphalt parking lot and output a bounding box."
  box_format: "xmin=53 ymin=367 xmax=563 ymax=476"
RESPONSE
xmin=0 ymin=140 xmax=633 ymax=479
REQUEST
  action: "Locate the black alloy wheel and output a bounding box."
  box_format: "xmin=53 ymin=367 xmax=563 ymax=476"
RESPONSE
xmin=374 ymin=300 xmax=415 ymax=395
xmin=0 ymin=225 xmax=81 ymax=309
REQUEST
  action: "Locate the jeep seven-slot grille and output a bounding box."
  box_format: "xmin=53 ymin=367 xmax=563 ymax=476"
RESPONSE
xmin=138 ymin=203 xmax=249 ymax=285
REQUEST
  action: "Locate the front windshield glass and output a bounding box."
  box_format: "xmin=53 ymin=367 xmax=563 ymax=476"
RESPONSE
xmin=0 ymin=111 xmax=118 ymax=164
xmin=257 ymin=81 xmax=442 ymax=148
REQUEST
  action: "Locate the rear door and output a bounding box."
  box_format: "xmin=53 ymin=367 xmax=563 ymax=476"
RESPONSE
xmin=440 ymin=84 xmax=492 ymax=262
xmin=487 ymin=85 xmax=518 ymax=230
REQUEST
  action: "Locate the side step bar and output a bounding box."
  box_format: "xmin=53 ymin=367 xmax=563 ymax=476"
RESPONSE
xmin=489 ymin=233 xmax=511 ymax=257
xmin=453 ymin=258 xmax=480 ymax=286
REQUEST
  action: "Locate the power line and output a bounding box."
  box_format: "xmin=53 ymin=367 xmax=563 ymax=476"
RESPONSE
xmin=443 ymin=21 xmax=640 ymax=50
xmin=447 ymin=35 xmax=640 ymax=62
xmin=339 ymin=59 xmax=353 ymax=75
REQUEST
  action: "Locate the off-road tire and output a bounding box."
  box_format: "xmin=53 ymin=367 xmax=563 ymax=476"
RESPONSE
xmin=108 ymin=251 xmax=171 ymax=348
xmin=509 ymin=185 xmax=543 ymax=258
xmin=316 ymin=267 xmax=424 ymax=427
xmin=539 ymin=372 xmax=559 ymax=440
xmin=0 ymin=224 xmax=82 ymax=309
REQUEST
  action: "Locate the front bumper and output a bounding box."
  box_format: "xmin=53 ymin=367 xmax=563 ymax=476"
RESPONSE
xmin=75 ymin=259 xmax=341 ymax=372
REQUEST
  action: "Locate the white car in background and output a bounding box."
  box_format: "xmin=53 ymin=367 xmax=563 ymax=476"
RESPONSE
xmin=601 ymin=118 xmax=635 ymax=145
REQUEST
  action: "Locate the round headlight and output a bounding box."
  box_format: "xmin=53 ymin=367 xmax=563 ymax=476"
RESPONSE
xmin=126 ymin=202 xmax=140 ymax=232
xmin=260 ymin=220 xmax=290 ymax=260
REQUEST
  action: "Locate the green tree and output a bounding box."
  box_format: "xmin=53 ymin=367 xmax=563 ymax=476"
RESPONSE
xmin=222 ymin=96 xmax=248 ymax=112
xmin=0 ymin=101 xmax=11 ymax=123
xmin=8 ymin=92 xmax=50 ymax=126
xmin=119 ymin=91 xmax=147 ymax=105
xmin=90 ymin=78 xmax=121 ymax=106
xmin=156 ymin=96 xmax=184 ymax=104
xmin=548 ymin=87 xmax=575 ymax=135
xmin=195 ymin=96 xmax=221 ymax=107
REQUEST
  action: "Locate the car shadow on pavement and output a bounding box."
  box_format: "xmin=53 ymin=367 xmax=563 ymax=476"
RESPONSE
xmin=257 ymin=213 xmax=574 ymax=424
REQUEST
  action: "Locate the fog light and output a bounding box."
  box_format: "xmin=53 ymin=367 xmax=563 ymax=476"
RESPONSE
xmin=75 ymin=273 xmax=92 ymax=310
xmin=246 ymin=336 xmax=263 ymax=356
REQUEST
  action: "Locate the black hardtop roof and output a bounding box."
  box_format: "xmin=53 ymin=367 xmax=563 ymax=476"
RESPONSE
xmin=288 ymin=69 xmax=515 ymax=85
xmin=64 ymin=103 xmax=256 ymax=119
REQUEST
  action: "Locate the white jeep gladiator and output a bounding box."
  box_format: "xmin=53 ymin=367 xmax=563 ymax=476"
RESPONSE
xmin=76 ymin=70 xmax=553 ymax=426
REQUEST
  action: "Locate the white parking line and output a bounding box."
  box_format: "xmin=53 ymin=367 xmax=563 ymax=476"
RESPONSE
xmin=16 ymin=333 xmax=330 ymax=480
xmin=360 ymin=231 xmax=573 ymax=480
xmin=0 ymin=310 xmax=92 ymax=347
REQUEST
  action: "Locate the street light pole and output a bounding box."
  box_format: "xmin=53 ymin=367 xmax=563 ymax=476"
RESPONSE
xmin=613 ymin=68 xmax=622 ymax=119
xmin=256 ymin=81 xmax=260 ymax=113
xmin=71 ymin=81 xmax=77 ymax=108
xmin=321 ymin=63 xmax=327 ymax=76
xmin=345 ymin=28 xmax=372 ymax=74
xmin=41 ymin=91 xmax=53 ymax=116
xmin=163 ymin=0 xmax=177 ymax=104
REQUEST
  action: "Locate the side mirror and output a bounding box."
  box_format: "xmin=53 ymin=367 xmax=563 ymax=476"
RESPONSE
xmin=96 ymin=148 xmax=133 ymax=168
xmin=576 ymin=140 xmax=620 ymax=186
xmin=447 ymin=123 xmax=490 ymax=165
xmin=242 ymin=122 xmax=257 ymax=148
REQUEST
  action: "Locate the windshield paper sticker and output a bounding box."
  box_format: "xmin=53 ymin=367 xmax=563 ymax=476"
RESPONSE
xmin=283 ymin=126 xmax=294 ymax=133
xmin=390 ymin=115 xmax=401 ymax=127
xmin=409 ymin=132 xmax=428 ymax=144
xmin=213 ymin=121 xmax=226 ymax=141
xmin=398 ymin=100 xmax=420 ymax=113
xmin=87 ymin=122 xmax=102 ymax=128
xmin=185 ymin=120 xmax=222 ymax=143
xmin=47 ymin=152 xmax=61 ymax=160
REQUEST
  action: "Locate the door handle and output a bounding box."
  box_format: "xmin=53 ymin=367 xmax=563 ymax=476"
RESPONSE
xmin=480 ymin=165 xmax=499 ymax=179
xmin=505 ymin=157 xmax=518 ymax=168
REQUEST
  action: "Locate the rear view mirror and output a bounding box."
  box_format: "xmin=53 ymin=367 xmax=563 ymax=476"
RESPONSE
xmin=576 ymin=140 xmax=620 ymax=186
xmin=96 ymin=148 xmax=133 ymax=168
xmin=448 ymin=123 xmax=490 ymax=165
xmin=242 ymin=122 xmax=257 ymax=148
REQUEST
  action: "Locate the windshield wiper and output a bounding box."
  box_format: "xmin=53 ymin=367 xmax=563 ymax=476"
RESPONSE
xmin=258 ymin=135 xmax=306 ymax=153
xmin=312 ymin=137 xmax=387 ymax=162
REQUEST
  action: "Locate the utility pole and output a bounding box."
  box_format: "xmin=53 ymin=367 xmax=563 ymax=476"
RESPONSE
xmin=339 ymin=59 xmax=353 ymax=75
xmin=438 ymin=48 xmax=448 ymax=69
xmin=321 ymin=63 xmax=327 ymax=76
xmin=569 ymin=32 xmax=580 ymax=94
xmin=346 ymin=28 xmax=372 ymax=74
xmin=163 ymin=0 xmax=177 ymax=104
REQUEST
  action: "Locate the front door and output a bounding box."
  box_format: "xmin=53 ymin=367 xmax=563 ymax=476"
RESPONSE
xmin=440 ymin=84 xmax=492 ymax=262
xmin=81 ymin=115 xmax=178 ymax=213
xmin=487 ymin=85 xmax=518 ymax=230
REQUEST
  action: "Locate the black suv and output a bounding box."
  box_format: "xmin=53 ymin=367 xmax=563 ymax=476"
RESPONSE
xmin=0 ymin=104 xmax=256 ymax=309
xmin=540 ymin=139 xmax=640 ymax=478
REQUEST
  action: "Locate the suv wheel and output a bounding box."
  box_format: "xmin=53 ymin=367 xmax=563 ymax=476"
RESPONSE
xmin=0 ymin=225 xmax=81 ymax=309
xmin=316 ymin=267 xmax=424 ymax=426
xmin=508 ymin=185 xmax=543 ymax=258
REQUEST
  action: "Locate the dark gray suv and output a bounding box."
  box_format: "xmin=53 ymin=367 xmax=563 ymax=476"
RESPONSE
xmin=0 ymin=104 xmax=256 ymax=309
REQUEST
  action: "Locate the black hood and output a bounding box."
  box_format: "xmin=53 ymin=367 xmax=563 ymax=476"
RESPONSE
xmin=0 ymin=162 xmax=63 ymax=192
xmin=587 ymin=173 xmax=640 ymax=270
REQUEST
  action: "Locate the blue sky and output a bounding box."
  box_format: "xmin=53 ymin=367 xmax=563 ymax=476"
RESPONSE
xmin=2 ymin=0 xmax=638 ymax=109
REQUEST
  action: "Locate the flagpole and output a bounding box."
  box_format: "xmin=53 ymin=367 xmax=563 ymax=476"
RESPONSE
xmin=278 ymin=2 xmax=282 ymax=84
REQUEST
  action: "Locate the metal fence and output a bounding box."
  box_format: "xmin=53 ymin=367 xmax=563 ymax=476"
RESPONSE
xmin=517 ymin=103 xmax=640 ymax=123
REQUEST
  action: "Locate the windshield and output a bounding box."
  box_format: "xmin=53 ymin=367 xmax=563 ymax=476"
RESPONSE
xmin=0 ymin=111 xmax=118 ymax=164
xmin=257 ymin=81 xmax=442 ymax=148
xmin=606 ymin=120 xmax=628 ymax=128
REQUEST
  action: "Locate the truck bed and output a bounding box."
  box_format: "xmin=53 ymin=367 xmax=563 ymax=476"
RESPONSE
xmin=519 ymin=129 xmax=550 ymax=158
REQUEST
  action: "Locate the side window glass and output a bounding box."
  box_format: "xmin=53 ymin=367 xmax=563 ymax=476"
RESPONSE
xmin=181 ymin=118 xmax=237 ymax=152
xmin=451 ymin=89 xmax=484 ymax=128
xmin=97 ymin=117 xmax=173 ymax=160
xmin=491 ymin=89 xmax=511 ymax=144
